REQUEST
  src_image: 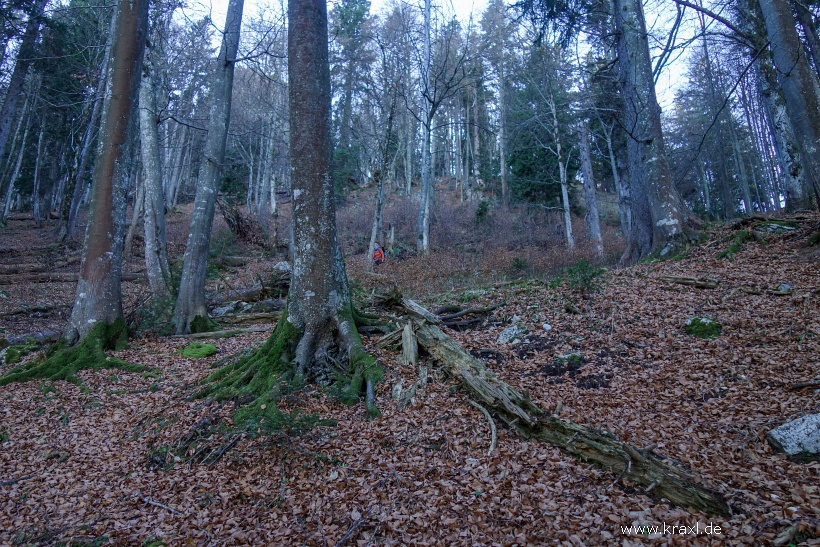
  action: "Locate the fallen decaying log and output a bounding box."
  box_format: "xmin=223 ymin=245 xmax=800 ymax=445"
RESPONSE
xmin=661 ymin=275 xmax=719 ymax=289
xmin=403 ymin=319 xmax=730 ymax=517
xmin=215 ymin=312 xmax=282 ymax=326
xmin=1 ymin=329 xmax=62 ymax=347
xmin=0 ymin=271 xmax=145 ymax=285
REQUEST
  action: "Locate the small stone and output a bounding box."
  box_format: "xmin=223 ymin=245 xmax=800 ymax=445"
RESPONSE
xmin=542 ymin=323 xmax=552 ymax=332
xmin=497 ymin=325 xmax=524 ymax=344
xmin=274 ymin=261 xmax=292 ymax=272
xmin=778 ymin=283 xmax=793 ymax=292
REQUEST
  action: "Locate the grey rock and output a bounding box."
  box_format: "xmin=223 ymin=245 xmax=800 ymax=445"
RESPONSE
xmin=497 ymin=324 xmax=525 ymax=344
xmin=767 ymin=414 xmax=820 ymax=459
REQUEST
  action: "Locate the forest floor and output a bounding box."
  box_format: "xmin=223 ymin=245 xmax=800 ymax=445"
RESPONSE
xmin=0 ymin=209 xmax=819 ymax=546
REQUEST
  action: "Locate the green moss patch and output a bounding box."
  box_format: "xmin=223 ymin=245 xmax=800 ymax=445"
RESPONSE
xmin=717 ymin=231 xmax=752 ymax=260
xmin=0 ymin=319 xmax=149 ymax=386
xmin=181 ymin=342 xmax=218 ymax=358
xmin=685 ymin=317 xmax=722 ymax=339
xmin=199 ymin=303 xmax=383 ymax=433
xmin=190 ymin=314 xmax=218 ymax=334
xmin=2 ymin=342 xmax=40 ymax=365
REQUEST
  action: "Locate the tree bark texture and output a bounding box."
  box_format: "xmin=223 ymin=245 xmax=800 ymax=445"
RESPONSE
xmin=139 ymin=43 xmax=172 ymax=299
xmin=579 ymin=121 xmax=604 ymax=259
xmin=64 ymin=12 xmax=115 ymax=241
xmin=66 ymin=0 xmax=149 ymax=345
xmin=287 ymin=0 xmax=370 ymax=383
xmin=758 ymin=0 xmax=820 ymax=206
xmin=173 ymin=0 xmax=244 ymax=333
xmin=756 ymin=56 xmax=807 ymax=210
xmin=614 ymin=0 xmax=691 ymax=261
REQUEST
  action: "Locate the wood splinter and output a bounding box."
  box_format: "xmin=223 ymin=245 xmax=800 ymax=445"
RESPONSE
xmin=469 ymin=400 xmax=497 ymax=456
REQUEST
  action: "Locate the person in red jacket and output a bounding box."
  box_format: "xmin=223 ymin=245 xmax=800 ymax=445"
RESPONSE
xmin=373 ymin=243 xmax=385 ymax=265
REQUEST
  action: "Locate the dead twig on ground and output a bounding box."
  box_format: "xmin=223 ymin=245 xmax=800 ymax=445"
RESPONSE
xmin=133 ymin=491 xmax=183 ymax=516
xmin=468 ymin=400 xmax=497 ymax=456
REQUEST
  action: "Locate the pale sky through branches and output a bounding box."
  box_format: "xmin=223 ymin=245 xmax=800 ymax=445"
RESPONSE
xmin=195 ymin=0 xmax=688 ymax=112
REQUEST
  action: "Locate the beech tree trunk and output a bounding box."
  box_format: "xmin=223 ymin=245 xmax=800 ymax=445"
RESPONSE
xmin=759 ymin=0 xmax=820 ymax=207
xmin=139 ymin=42 xmax=171 ymax=299
xmin=756 ymin=57 xmax=806 ymax=210
xmin=614 ymin=0 xmax=692 ymax=261
xmin=173 ymin=0 xmax=244 ymax=333
xmin=286 ymin=0 xmax=373 ymax=398
xmin=62 ymin=15 xmax=114 ymax=241
xmin=579 ymin=121 xmax=604 ymax=259
xmin=65 ymin=0 xmax=148 ymax=345
xmin=0 ymin=0 xmax=47 ymax=174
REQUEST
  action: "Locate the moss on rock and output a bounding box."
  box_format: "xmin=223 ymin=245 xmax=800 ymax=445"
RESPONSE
xmin=181 ymin=342 xmax=218 ymax=358
xmin=685 ymin=317 xmax=722 ymax=339
xmin=0 ymin=318 xmax=148 ymax=386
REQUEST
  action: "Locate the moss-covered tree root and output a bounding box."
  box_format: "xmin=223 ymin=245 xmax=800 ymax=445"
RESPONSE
xmin=0 ymin=319 xmax=148 ymax=386
xmin=198 ymin=306 xmax=384 ymax=426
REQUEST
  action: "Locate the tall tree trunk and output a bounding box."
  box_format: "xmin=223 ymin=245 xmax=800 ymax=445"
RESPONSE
xmin=139 ymin=46 xmax=171 ymax=299
xmin=792 ymin=0 xmax=820 ymax=76
xmin=65 ymin=0 xmax=148 ymax=345
xmin=417 ymin=0 xmax=433 ymax=254
xmin=600 ymin=117 xmax=631 ymax=235
xmin=547 ymin=96 xmax=574 ymax=250
xmin=1 ymin=120 xmax=30 ymax=221
xmin=123 ymin=175 xmax=143 ymax=262
xmin=579 ymin=121 xmax=604 ymax=259
xmin=367 ymin=94 xmax=395 ymax=273
xmin=31 ymin=123 xmax=45 ymax=227
xmin=758 ymin=0 xmax=820 ymax=207
xmin=417 ymin=112 xmax=433 ymax=253
xmin=0 ymin=0 xmax=47 ymax=172
xmin=173 ymin=0 xmax=245 ymax=333
xmin=498 ymin=61 xmax=508 ymax=208
xmin=756 ymin=59 xmax=806 ymax=209
xmin=286 ymin=0 xmax=374 ymax=397
xmin=614 ymin=0 xmax=692 ymax=262
xmin=62 ymin=21 xmax=115 ymax=241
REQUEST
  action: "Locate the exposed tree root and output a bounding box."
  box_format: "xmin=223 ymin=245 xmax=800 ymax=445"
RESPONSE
xmin=0 ymin=319 xmax=148 ymax=386
xmin=199 ymin=305 xmax=384 ymax=427
xmin=413 ymin=321 xmax=731 ymax=517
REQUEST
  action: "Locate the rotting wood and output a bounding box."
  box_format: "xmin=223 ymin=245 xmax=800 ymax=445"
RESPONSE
xmin=0 ymin=473 xmax=37 ymax=486
xmin=401 ymin=298 xmax=441 ymax=324
xmin=169 ymin=326 xmax=270 ymax=339
xmin=441 ymin=317 xmax=484 ymax=329
xmin=374 ymin=328 xmax=403 ymax=350
xmin=0 ymin=257 xmax=80 ymax=274
xmin=0 ymin=271 xmax=145 ymax=285
xmin=660 ymin=276 xmax=720 ymax=289
xmin=401 ymin=323 xmax=418 ymax=366
xmin=216 ymin=312 xmax=282 ymax=325
xmin=791 ymin=379 xmax=820 ymax=390
xmin=413 ymin=321 xmax=731 ymax=517
xmin=1 ymin=304 xmax=68 ymax=318
xmin=438 ymin=303 xmax=502 ymax=322
xmin=207 ymin=272 xmax=290 ymax=306
xmin=469 ymin=400 xmax=497 ymax=456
